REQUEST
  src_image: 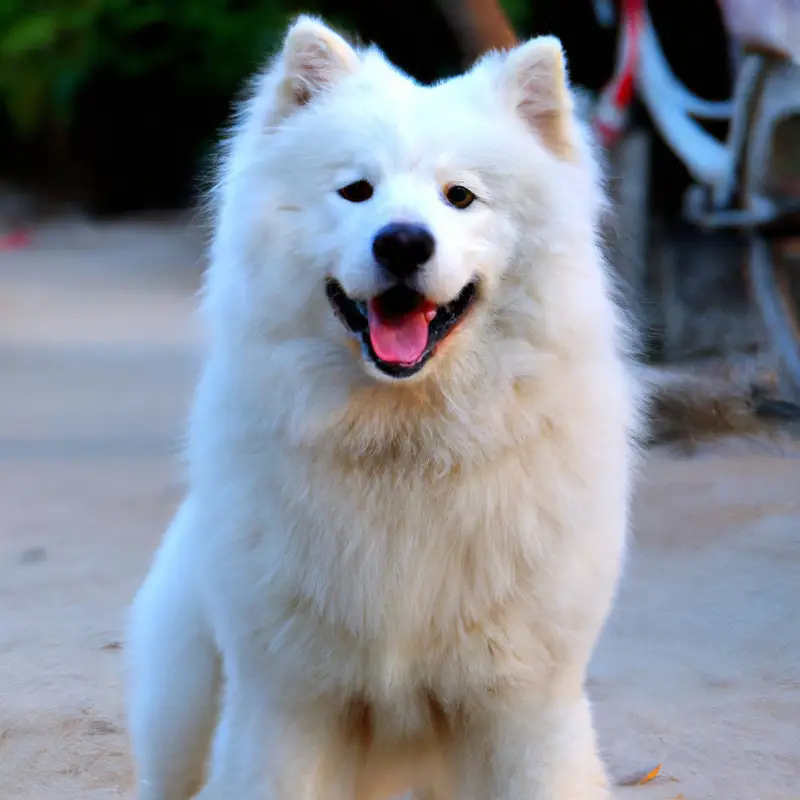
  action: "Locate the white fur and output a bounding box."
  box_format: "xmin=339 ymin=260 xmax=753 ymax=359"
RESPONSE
xmin=127 ymin=15 xmax=643 ymax=800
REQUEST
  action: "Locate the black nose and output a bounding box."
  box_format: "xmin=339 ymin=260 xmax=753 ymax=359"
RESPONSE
xmin=372 ymin=223 xmax=435 ymax=279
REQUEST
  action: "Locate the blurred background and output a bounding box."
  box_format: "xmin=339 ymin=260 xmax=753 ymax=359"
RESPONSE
xmin=0 ymin=0 xmax=729 ymax=214
xmin=0 ymin=0 xmax=784 ymax=369
xmin=1 ymin=2 xmax=799 ymax=799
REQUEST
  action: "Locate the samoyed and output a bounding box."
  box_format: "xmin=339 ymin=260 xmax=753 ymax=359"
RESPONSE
xmin=127 ymin=15 xmax=642 ymax=800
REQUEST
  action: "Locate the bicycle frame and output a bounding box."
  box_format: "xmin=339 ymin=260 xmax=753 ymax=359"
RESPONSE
xmin=595 ymin=0 xmax=800 ymax=229
xmin=593 ymin=0 xmax=734 ymax=179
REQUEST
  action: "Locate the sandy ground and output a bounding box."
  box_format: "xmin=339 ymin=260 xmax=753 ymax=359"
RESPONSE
xmin=0 ymin=218 xmax=798 ymax=800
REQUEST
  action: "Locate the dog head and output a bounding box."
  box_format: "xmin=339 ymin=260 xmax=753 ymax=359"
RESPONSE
xmin=207 ymin=16 xmax=612 ymax=399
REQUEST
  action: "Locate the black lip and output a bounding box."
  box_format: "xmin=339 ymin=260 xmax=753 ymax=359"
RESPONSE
xmin=325 ymin=278 xmax=478 ymax=378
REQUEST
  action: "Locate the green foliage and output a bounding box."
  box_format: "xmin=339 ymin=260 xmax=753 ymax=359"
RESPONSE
xmin=499 ymin=0 xmax=534 ymax=31
xmin=0 ymin=0 xmax=536 ymax=139
xmin=0 ymin=0 xmax=296 ymax=136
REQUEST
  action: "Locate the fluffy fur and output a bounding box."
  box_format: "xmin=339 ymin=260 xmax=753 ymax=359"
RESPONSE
xmin=126 ymin=15 xmax=643 ymax=800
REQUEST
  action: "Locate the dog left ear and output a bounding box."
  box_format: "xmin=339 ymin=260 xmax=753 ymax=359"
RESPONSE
xmin=273 ymin=16 xmax=360 ymax=121
xmin=501 ymin=36 xmax=576 ymax=161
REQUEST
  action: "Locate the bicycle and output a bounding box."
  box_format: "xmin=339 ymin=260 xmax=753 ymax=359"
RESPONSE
xmin=436 ymin=0 xmax=800 ymax=402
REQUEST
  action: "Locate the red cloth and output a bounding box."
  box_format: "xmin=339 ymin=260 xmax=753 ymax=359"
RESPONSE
xmin=0 ymin=229 xmax=31 ymax=251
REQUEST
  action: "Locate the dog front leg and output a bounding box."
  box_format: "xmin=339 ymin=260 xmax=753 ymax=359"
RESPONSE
xmin=196 ymin=683 xmax=356 ymax=800
xmin=457 ymin=690 xmax=610 ymax=800
xmin=127 ymin=506 xmax=221 ymax=800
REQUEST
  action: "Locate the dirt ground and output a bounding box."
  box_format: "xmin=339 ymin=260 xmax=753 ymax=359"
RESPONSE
xmin=0 ymin=217 xmax=798 ymax=800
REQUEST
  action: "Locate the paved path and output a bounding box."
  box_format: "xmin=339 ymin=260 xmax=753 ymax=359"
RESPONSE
xmin=0 ymin=218 xmax=797 ymax=799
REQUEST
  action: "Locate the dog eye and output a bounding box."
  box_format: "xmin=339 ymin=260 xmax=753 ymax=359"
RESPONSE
xmin=337 ymin=180 xmax=374 ymax=203
xmin=445 ymin=185 xmax=476 ymax=209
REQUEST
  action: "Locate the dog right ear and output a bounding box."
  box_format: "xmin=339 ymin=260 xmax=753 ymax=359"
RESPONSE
xmin=270 ymin=16 xmax=360 ymax=123
xmin=498 ymin=36 xmax=577 ymax=161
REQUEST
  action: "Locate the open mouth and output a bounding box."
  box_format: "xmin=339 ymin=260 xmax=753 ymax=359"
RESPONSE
xmin=325 ymin=278 xmax=479 ymax=378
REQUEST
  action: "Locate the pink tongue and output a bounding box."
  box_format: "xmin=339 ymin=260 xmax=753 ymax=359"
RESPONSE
xmin=367 ymin=300 xmax=432 ymax=365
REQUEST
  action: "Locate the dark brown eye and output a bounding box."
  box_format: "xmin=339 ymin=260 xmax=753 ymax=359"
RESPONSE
xmin=337 ymin=180 xmax=374 ymax=203
xmin=445 ymin=184 xmax=476 ymax=209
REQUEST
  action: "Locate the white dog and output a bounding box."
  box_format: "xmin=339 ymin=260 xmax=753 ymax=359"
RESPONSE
xmin=126 ymin=15 xmax=642 ymax=800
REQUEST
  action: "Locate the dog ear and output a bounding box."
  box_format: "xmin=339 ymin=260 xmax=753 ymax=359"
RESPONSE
xmin=274 ymin=16 xmax=360 ymax=118
xmin=501 ymin=36 xmax=576 ymax=161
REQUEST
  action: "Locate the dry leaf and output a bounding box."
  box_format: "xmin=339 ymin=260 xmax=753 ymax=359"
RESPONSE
xmin=617 ymin=763 xmax=663 ymax=786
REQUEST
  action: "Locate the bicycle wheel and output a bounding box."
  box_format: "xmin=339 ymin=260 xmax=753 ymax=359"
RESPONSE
xmin=743 ymin=56 xmax=800 ymax=402
xmin=749 ymin=236 xmax=800 ymax=401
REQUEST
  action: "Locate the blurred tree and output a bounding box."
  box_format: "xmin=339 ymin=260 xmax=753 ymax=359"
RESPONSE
xmin=434 ymin=0 xmax=518 ymax=65
xmin=0 ymin=0 xmax=349 ymax=209
xmin=0 ymin=0 xmax=292 ymax=136
xmin=0 ymin=0 xmax=729 ymax=216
